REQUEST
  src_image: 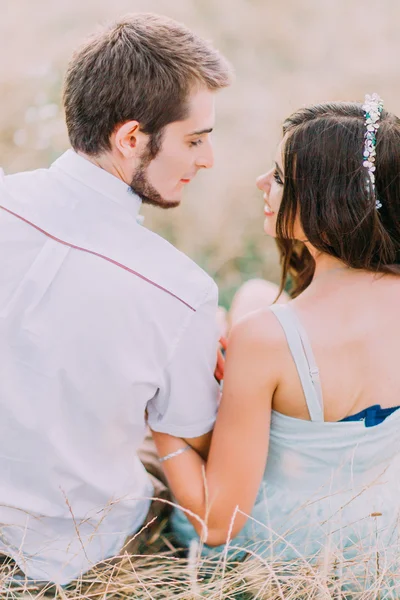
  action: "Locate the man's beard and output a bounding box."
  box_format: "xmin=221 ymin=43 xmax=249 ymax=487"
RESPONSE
xmin=129 ymin=131 xmax=180 ymax=210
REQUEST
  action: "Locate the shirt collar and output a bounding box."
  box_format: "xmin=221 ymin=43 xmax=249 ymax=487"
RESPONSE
xmin=51 ymin=149 xmax=142 ymax=219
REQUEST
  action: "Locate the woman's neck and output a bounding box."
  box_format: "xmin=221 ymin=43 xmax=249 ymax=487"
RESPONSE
xmin=312 ymin=254 xmax=349 ymax=280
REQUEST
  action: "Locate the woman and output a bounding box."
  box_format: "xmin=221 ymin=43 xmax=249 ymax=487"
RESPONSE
xmin=151 ymin=96 xmax=400 ymax=579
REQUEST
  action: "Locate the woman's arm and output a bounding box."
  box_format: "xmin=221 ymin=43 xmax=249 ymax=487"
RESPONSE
xmin=151 ymin=309 xmax=280 ymax=547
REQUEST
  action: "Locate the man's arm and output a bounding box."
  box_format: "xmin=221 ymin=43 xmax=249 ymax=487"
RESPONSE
xmin=182 ymin=431 xmax=213 ymax=460
xmin=183 ymin=336 xmax=227 ymax=459
xmin=146 ymin=280 xmax=220 ymax=439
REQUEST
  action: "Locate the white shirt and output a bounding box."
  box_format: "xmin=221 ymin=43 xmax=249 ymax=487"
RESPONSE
xmin=0 ymin=150 xmax=220 ymax=584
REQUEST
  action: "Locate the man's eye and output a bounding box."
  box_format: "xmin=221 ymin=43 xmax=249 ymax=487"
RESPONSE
xmin=190 ymin=139 xmax=203 ymax=147
xmin=273 ymin=170 xmax=283 ymax=185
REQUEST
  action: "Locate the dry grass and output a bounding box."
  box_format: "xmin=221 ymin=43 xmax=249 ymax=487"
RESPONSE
xmin=1 ymin=506 xmax=399 ymax=600
xmin=2 ymin=541 xmax=400 ymax=599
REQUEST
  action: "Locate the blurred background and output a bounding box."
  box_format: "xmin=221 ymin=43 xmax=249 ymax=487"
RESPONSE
xmin=1 ymin=0 xmax=399 ymax=306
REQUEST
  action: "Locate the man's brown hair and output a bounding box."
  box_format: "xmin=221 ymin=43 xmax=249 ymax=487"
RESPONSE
xmin=63 ymin=13 xmax=232 ymax=155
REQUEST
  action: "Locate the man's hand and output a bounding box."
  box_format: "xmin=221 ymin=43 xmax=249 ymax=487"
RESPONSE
xmin=215 ymin=336 xmax=228 ymax=383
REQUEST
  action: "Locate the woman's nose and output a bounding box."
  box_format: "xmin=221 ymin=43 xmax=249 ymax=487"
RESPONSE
xmin=256 ymin=172 xmax=270 ymax=191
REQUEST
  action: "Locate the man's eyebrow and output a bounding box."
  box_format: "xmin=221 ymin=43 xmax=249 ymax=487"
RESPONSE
xmin=187 ymin=127 xmax=213 ymax=136
xmin=275 ymin=161 xmax=284 ymax=178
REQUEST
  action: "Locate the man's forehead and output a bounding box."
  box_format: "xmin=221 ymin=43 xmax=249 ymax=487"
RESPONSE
xmin=185 ymin=88 xmax=215 ymax=127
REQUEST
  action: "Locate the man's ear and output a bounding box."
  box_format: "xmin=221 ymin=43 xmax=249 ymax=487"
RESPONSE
xmin=114 ymin=120 xmax=146 ymax=158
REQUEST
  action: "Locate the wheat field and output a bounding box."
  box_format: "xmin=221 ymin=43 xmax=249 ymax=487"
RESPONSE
xmin=2 ymin=0 xmax=400 ymax=302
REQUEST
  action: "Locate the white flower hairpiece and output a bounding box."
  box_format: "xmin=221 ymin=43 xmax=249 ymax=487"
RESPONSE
xmin=362 ymin=93 xmax=384 ymax=209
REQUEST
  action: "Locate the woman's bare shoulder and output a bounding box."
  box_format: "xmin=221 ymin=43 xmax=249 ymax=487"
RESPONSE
xmin=224 ymin=307 xmax=287 ymax=402
xmin=229 ymin=306 xmax=287 ymax=354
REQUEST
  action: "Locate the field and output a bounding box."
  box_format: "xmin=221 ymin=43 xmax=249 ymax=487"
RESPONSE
xmin=2 ymin=0 xmax=400 ymax=304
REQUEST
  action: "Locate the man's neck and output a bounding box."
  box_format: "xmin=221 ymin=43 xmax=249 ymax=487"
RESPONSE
xmin=77 ymin=151 xmax=128 ymax=184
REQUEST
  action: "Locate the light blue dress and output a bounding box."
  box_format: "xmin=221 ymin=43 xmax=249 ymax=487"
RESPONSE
xmin=171 ymin=304 xmax=400 ymax=586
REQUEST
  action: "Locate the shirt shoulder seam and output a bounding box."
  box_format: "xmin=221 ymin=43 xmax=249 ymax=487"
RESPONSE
xmin=0 ymin=203 xmax=197 ymax=312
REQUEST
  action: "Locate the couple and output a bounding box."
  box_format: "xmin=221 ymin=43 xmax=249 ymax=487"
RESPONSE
xmin=1 ymin=13 xmax=400 ymax=588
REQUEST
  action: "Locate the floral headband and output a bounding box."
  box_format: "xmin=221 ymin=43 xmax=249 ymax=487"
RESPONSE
xmin=362 ymin=93 xmax=384 ymax=209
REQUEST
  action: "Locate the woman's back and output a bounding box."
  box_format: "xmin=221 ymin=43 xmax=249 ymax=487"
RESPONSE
xmin=272 ymin=268 xmax=400 ymax=422
xmin=238 ymin=273 xmax=400 ymax=579
xmin=173 ymin=269 xmax=400 ymax=576
xmin=172 ymin=272 xmax=400 ymax=567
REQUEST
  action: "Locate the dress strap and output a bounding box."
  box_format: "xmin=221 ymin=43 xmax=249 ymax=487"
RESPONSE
xmin=269 ymin=304 xmax=324 ymax=422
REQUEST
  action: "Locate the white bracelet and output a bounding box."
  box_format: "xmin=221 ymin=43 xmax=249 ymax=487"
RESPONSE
xmin=159 ymin=445 xmax=191 ymax=463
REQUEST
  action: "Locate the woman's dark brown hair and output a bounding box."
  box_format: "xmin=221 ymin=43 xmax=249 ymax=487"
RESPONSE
xmin=276 ymin=102 xmax=400 ymax=298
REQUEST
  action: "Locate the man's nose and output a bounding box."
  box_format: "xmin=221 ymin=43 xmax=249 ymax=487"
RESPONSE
xmin=196 ymin=143 xmax=214 ymax=169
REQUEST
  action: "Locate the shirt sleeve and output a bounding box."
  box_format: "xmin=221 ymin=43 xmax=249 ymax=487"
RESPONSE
xmin=146 ymin=280 xmax=221 ymax=438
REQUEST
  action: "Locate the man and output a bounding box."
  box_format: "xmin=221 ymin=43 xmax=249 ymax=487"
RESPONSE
xmin=0 ymin=13 xmax=231 ymax=584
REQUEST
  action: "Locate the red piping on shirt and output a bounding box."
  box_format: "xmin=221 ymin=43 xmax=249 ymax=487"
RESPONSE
xmin=0 ymin=204 xmax=196 ymax=312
